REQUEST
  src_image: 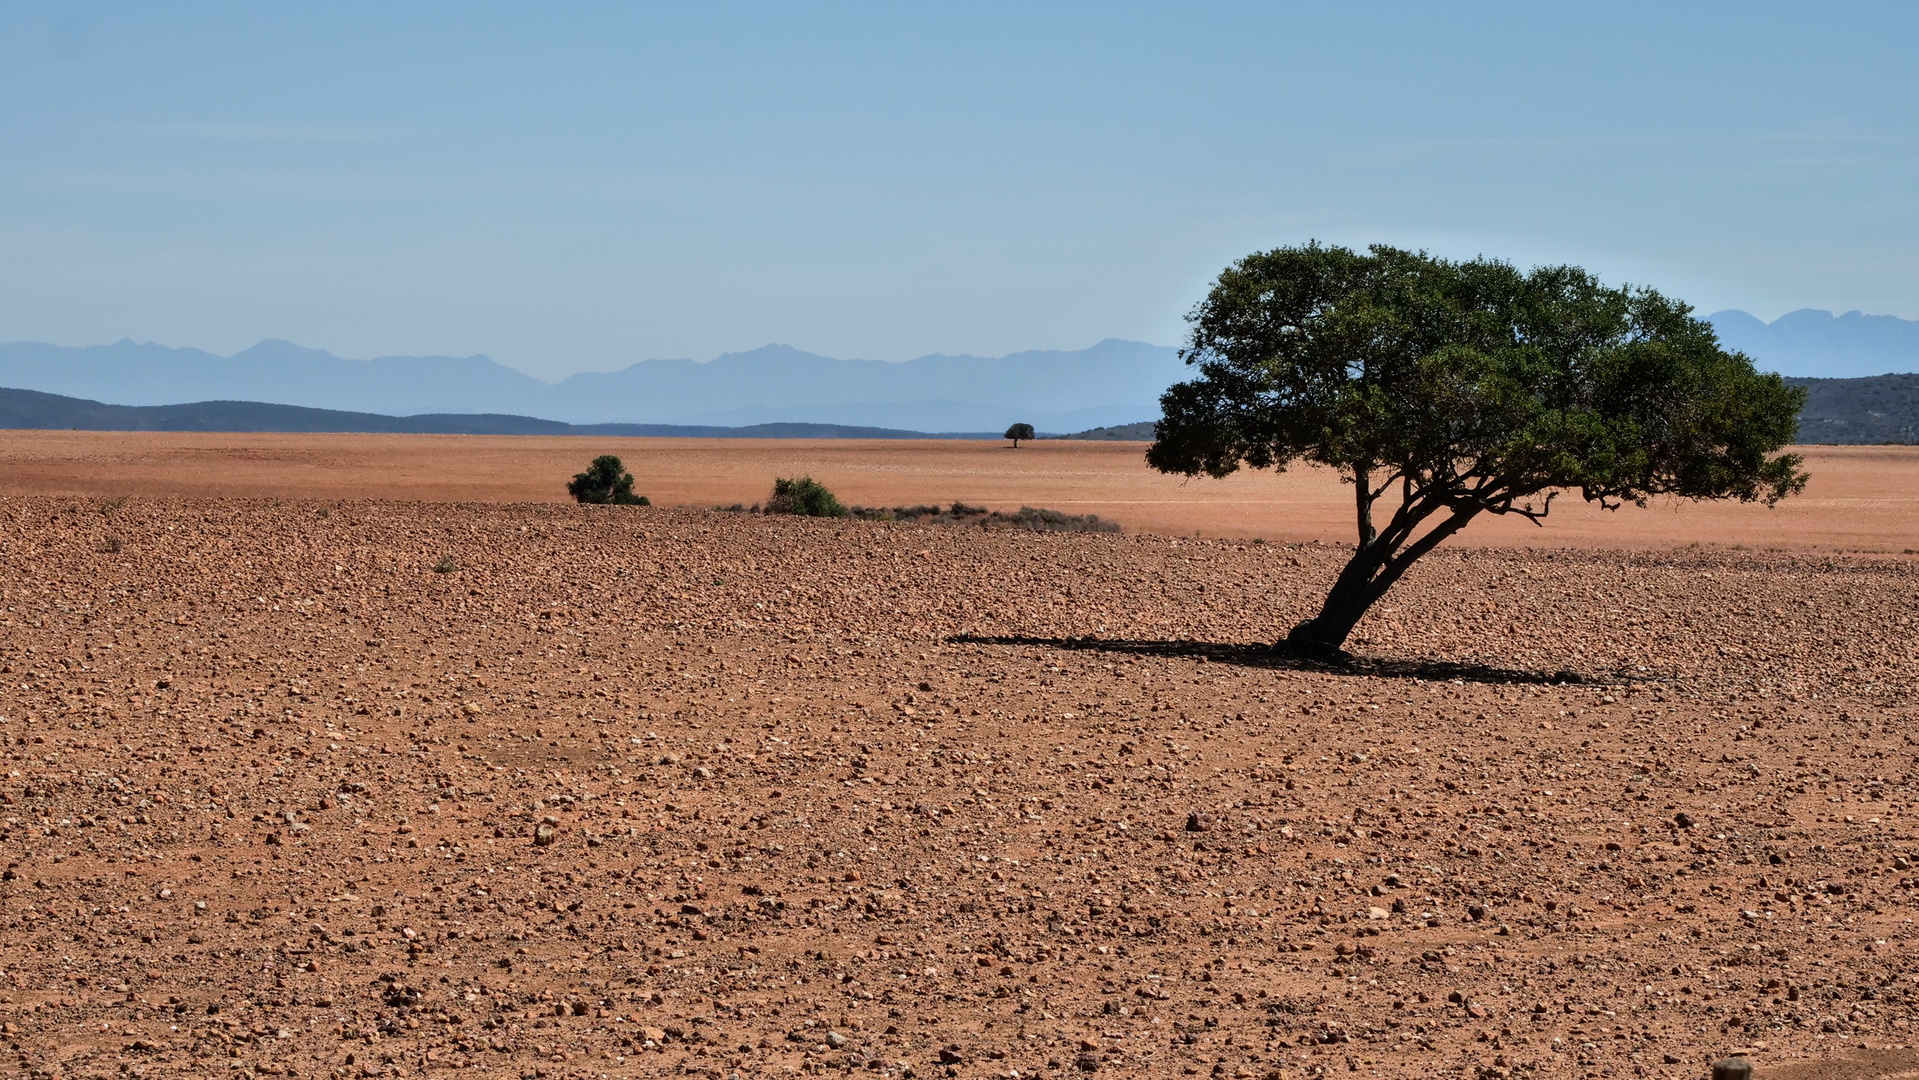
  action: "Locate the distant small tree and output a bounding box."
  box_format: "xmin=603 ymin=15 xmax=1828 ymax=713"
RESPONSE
xmin=567 ymin=455 xmax=649 ymax=505
xmin=1004 ymin=423 xmax=1036 ymax=448
xmin=1150 ymin=242 xmax=1807 ymax=658
xmin=767 ymin=476 xmax=847 ymax=517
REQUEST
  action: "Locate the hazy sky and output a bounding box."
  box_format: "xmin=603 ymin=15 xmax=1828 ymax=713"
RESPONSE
xmin=3 ymin=3 xmax=1915 ymax=379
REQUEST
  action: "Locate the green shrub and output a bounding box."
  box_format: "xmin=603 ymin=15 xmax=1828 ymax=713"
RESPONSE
xmin=567 ymin=455 xmax=649 ymax=505
xmin=767 ymin=476 xmax=847 ymax=517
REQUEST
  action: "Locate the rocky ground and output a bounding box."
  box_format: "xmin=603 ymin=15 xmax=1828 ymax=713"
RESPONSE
xmin=1 ymin=497 xmax=1916 ymax=1080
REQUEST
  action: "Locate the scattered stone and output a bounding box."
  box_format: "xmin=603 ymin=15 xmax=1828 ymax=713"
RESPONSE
xmin=0 ymin=495 xmax=1898 ymax=1078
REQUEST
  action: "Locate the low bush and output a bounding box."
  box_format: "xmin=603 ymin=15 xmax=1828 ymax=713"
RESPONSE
xmin=846 ymin=501 xmax=1118 ymax=533
xmin=767 ymin=477 xmax=847 ymax=518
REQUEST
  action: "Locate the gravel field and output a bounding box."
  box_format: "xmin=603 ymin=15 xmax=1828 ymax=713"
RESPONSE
xmin=1 ymin=498 xmax=1916 ymax=1080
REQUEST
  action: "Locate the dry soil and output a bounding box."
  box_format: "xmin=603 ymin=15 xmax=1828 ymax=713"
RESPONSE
xmin=0 ymin=433 xmax=1915 ymax=552
xmin=0 ymin=492 xmax=1916 ymax=1080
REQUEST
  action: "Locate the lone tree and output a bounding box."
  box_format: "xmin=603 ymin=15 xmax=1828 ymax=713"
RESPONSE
xmin=1004 ymin=422 xmax=1036 ymax=448
xmin=567 ymin=455 xmax=649 ymax=505
xmin=1149 ymin=243 xmax=1807 ymax=658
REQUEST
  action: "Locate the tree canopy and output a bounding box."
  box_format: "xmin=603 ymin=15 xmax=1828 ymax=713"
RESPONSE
xmin=1148 ymin=242 xmax=1808 ymax=657
xmin=1004 ymin=422 xmax=1036 ymax=447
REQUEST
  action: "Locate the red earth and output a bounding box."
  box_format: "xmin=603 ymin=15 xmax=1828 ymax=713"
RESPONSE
xmin=0 ymin=433 xmax=1915 ymax=1079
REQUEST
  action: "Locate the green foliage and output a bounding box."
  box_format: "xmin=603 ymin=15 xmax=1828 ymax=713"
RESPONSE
xmin=567 ymin=455 xmax=649 ymax=505
xmin=1004 ymin=422 xmax=1036 ymax=447
xmin=767 ymin=476 xmax=848 ymax=518
xmin=1150 ymin=242 xmax=1808 ymax=655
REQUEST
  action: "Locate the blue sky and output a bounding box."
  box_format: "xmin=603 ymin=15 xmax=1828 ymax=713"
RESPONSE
xmin=2 ymin=2 xmax=1915 ymax=378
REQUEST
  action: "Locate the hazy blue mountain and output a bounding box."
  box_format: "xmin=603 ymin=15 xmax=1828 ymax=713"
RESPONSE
xmin=1707 ymin=309 xmax=1919 ymax=378
xmin=0 ymin=337 xmax=1184 ymax=431
xmin=544 ymin=340 xmax=1185 ymax=427
xmin=0 ymin=338 xmax=549 ymax=415
xmin=0 ymin=387 xmax=999 ymax=439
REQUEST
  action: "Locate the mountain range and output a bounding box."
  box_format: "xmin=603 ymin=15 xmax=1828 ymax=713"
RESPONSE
xmin=0 ymin=309 xmax=1911 ymax=434
xmin=0 ymin=338 xmax=1186 ymax=433
xmin=0 ymin=387 xmax=1000 ymax=440
xmin=1706 ymin=309 xmax=1919 ymax=378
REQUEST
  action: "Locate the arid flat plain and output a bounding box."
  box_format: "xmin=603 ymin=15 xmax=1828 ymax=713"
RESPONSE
xmin=1 ymin=432 xmax=1915 ymax=551
xmin=0 ymin=433 xmax=1917 ymax=1080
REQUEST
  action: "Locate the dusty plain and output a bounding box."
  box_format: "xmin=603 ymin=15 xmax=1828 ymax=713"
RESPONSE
xmin=0 ymin=436 xmax=1917 ymax=1080
xmin=0 ymin=432 xmax=1916 ymax=552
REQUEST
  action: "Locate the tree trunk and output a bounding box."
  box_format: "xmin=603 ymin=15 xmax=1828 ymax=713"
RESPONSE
xmin=1285 ymin=543 xmax=1391 ymax=659
xmin=1284 ymin=496 xmax=1480 ymax=660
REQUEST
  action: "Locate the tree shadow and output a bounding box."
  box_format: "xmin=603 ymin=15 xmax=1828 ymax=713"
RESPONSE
xmin=944 ymin=633 xmax=1640 ymax=686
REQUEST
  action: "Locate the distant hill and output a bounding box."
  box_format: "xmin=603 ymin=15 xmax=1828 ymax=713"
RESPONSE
xmin=0 ymin=337 xmax=1184 ymax=433
xmin=0 ymin=387 xmax=998 ymax=439
xmin=1045 ymin=374 xmax=1919 ymax=447
xmin=1786 ymin=374 xmax=1919 ymax=445
xmin=1050 ymin=421 xmax=1156 ymax=441
xmin=3 ymin=380 xmax=1910 ymax=444
xmin=1708 ymin=309 xmax=1919 ymax=378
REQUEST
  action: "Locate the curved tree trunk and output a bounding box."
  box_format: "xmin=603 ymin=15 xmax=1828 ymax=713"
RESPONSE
xmin=1285 ymin=546 xmax=1392 ymax=659
xmin=1284 ymin=477 xmax=1480 ymax=659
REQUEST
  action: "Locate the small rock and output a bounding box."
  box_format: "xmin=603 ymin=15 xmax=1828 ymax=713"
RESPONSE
xmin=1675 ymin=812 xmax=1696 ymax=829
xmin=826 ymin=1031 xmax=848 ymax=1049
xmin=1186 ymin=812 xmax=1214 ymax=832
xmin=533 ymin=823 xmax=557 ymax=847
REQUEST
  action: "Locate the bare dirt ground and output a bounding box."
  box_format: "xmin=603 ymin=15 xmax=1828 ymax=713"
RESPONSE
xmin=2 ymin=493 xmax=1918 ymax=1080
xmin=0 ymin=433 xmax=1915 ymax=552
